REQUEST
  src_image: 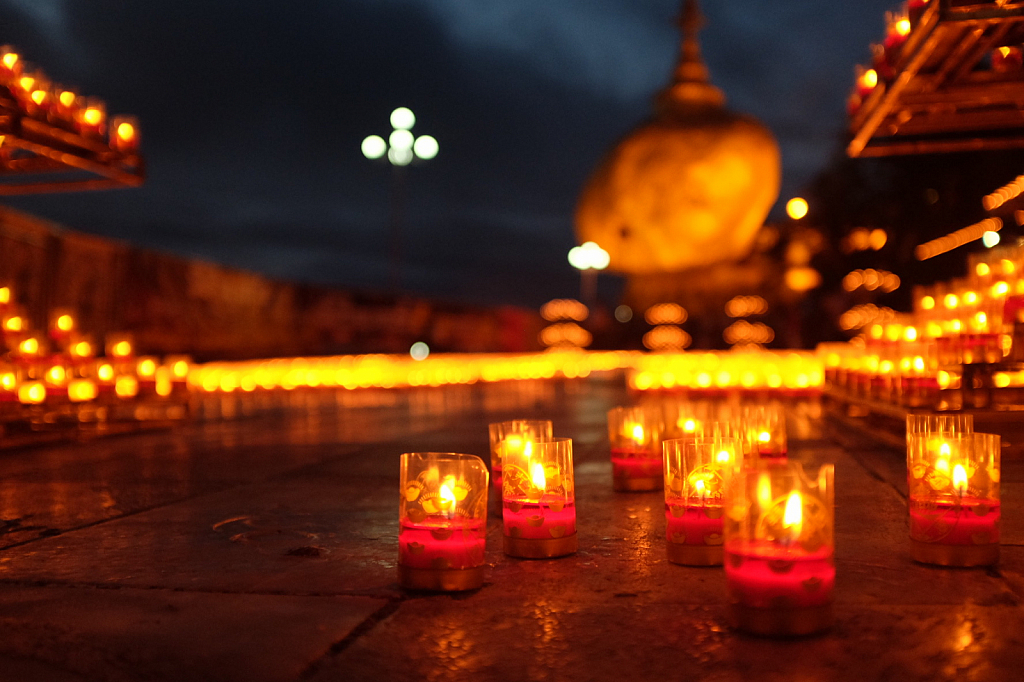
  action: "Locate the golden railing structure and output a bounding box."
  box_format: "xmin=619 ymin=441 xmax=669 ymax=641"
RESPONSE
xmin=0 ymin=46 xmax=144 ymax=194
xmin=848 ymin=0 xmax=1024 ymax=157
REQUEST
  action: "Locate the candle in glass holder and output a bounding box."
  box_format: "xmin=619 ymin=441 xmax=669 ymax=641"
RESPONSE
xmin=907 ymin=432 xmax=1000 ymax=567
xmin=608 ymin=405 xmax=662 ymax=491
xmin=743 ymin=404 xmax=787 ymax=458
xmin=503 ymin=437 xmax=577 ymax=558
xmin=398 ymin=452 xmax=488 ymax=591
xmin=663 ymin=437 xmax=741 ymax=566
xmin=660 ymin=398 xmax=708 ymax=441
xmin=487 ymin=419 xmax=552 ymax=500
xmin=905 ymin=413 xmax=972 ymax=446
xmin=724 ymin=462 xmax=835 ymax=637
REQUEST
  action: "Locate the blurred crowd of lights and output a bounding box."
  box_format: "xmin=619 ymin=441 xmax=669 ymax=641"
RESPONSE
xmin=784 ymin=266 xmax=821 ymax=292
xmin=725 ymin=295 xmax=768 ymax=318
xmin=642 ymin=325 xmax=691 ymax=351
xmin=541 ymin=299 xmax=589 ymax=322
xmin=982 ymin=174 xmax=1024 ymax=211
xmin=628 ymin=351 xmax=822 ymax=393
xmin=842 ymin=228 xmax=887 ymax=253
xmin=839 ymin=304 xmax=897 ymax=331
xmin=915 ymin=218 xmax=1002 ymax=260
xmin=190 ymin=352 xmax=639 ymax=392
xmin=842 ymin=269 xmax=900 ymax=293
xmin=539 ymin=322 xmax=592 ymax=349
xmin=644 ymin=303 xmax=687 ymax=325
xmin=723 ymin=320 xmax=775 ymax=346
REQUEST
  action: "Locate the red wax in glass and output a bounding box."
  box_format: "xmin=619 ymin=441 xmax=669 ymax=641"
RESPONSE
xmin=503 ymin=499 xmax=576 ymax=540
xmin=398 ymin=519 xmax=486 ymax=570
xmin=665 ymin=502 xmax=723 ymax=546
xmin=611 ymin=446 xmax=662 ymax=479
xmin=758 ymin=443 xmax=787 ymax=458
xmin=909 ymin=498 xmax=1000 ymax=545
xmin=725 ymin=541 xmax=835 ymax=609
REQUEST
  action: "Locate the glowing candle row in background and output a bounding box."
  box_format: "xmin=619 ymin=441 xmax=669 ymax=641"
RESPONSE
xmin=607 ymin=400 xmax=788 ymax=492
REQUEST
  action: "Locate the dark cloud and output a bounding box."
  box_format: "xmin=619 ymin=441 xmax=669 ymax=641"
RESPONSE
xmin=0 ymin=0 xmax=897 ymax=307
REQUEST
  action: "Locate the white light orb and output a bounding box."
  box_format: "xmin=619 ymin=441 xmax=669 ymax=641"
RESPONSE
xmin=583 ymin=242 xmax=610 ymax=270
xmin=389 ymin=129 xmax=414 ymax=150
xmin=410 ymin=341 xmax=430 ymax=361
xmin=361 ymin=135 xmax=386 ymax=160
xmin=567 ymin=246 xmax=587 ymax=270
xmin=414 ymin=135 xmax=439 ymax=160
xmin=983 ymin=231 xmax=1000 ymax=248
xmin=388 ymin=146 xmax=413 ymax=166
xmin=391 ymin=107 xmax=415 ymax=130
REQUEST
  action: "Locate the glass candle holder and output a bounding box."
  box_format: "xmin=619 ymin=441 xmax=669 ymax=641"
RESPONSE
xmin=907 ymin=432 xmax=1000 ymax=567
xmin=743 ymin=404 xmax=787 ymax=458
xmin=487 ymin=419 xmax=553 ymax=499
xmin=660 ymin=399 xmax=708 ymax=440
xmin=502 ymin=437 xmax=577 ymax=558
xmin=724 ymin=462 xmax=835 ymax=637
xmin=906 ymin=413 xmax=973 ymax=443
xmin=608 ymin=405 xmax=663 ymax=491
xmin=663 ymin=436 xmax=741 ymax=566
xmin=398 ymin=452 xmax=488 ymax=591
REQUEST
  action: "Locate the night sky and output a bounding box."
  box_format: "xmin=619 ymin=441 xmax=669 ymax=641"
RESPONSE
xmin=1 ymin=0 xmax=898 ymax=308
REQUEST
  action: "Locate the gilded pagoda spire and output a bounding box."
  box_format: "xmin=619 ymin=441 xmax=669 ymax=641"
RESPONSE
xmin=658 ymin=0 xmax=725 ymax=112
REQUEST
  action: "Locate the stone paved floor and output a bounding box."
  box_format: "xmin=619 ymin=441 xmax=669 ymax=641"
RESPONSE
xmin=0 ymin=379 xmax=1022 ymax=681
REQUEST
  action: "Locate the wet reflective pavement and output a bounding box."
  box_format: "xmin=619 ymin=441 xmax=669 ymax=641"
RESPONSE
xmin=1 ymin=380 xmax=1023 ymax=681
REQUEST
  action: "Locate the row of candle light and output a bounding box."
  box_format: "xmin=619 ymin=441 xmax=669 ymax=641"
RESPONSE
xmin=0 ymin=45 xmax=139 ymax=151
xmin=1 ymin=289 xmax=189 ymax=409
xmin=398 ymin=401 xmax=839 ymax=637
xmin=823 ymin=241 xmax=1024 ymax=405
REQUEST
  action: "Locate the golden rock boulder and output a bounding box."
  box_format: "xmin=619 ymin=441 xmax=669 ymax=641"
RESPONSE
xmin=575 ymin=0 xmax=780 ymax=276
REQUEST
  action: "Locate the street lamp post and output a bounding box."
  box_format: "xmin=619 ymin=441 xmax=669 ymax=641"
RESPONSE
xmin=362 ymin=108 xmax=438 ymax=293
xmin=567 ymin=241 xmax=609 ymax=311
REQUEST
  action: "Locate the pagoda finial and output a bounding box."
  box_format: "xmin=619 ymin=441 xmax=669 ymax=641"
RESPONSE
xmin=658 ymin=0 xmax=725 ymax=113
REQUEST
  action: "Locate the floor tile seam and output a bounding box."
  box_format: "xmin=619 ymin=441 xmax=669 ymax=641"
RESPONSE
xmin=0 ymin=445 xmax=396 ymax=553
xmin=299 ymin=598 xmax=404 ymax=679
xmin=0 ymin=577 xmax=399 ymax=599
xmin=824 ymin=415 xmax=908 ymax=501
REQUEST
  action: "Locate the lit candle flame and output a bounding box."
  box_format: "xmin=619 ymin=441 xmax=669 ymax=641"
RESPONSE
xmin=439 ymin=482 xmax=457 ymax=513
xmin=530 ymin=461 xmax=546 ymax=491
xmin=694 ymin=478 xmax=707 ymax=502
xmin=716 ymin=449 xmax=731 ymax=464
xmin=682 ymin=418 xmax=696 ymax=433
xmin=758 ymin=431 xmax=771 ymax=443
xmin=631 ymin=423 xmax=644 ymax=444
xmin=783 ymin=491 xmax=803 ymax=539
xmin=952 ymin=464 xmax=968 ymax=494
